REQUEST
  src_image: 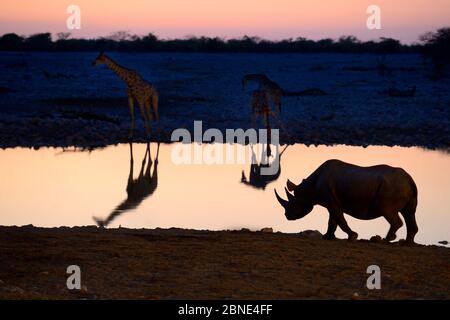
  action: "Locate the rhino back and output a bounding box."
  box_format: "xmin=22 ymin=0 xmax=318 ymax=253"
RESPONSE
xmin=313 ymin=160 xmax=416 ymax=219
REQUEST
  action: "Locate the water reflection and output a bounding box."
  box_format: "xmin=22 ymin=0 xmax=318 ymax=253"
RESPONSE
xmin=241 ymin=144 xmax=288 ymax=190
xmin=0 ymin=143 xmax=449 ymax=245
xmin=93 ymin=142 xmax=159 ymax=227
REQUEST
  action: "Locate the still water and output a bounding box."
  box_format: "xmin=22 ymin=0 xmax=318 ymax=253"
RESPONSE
xmin=0 ymin=143 xmax=449 ymax=245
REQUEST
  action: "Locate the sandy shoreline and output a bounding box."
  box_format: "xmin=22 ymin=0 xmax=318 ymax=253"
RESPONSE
xmin=0 ymin=226 xmax=448 ymax=300
xmin=1 ymin=122 xmax=450 ymax=150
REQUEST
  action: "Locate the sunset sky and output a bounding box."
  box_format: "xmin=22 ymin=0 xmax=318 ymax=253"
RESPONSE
xmin=0 ymin=0 xmax=449 ymax=43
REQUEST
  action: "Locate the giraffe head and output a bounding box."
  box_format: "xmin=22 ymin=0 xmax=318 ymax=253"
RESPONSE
xmin=92 ymin=52 xmax=107 ymax=66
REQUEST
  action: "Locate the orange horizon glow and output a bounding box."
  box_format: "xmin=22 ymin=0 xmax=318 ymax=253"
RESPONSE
xmin=0 ymin=0 xmax=449 ymax=43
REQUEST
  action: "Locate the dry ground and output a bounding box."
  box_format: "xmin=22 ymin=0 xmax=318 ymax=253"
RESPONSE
xmin=0 ymin=226 xmax=448 ymax=299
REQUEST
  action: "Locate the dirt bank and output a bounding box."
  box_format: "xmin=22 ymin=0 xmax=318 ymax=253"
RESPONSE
xmin=0 ymin=226 xmax=448 ymax=299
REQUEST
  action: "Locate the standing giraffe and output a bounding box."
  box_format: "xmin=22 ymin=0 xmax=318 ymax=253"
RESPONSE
xmin=242 ymin=74 xmax=283 ymax=113
xmin=93 ymin=53 xmax=159 ymax=138
xmin=242 ymin=73 xmax=326 ymax=114
xmin=248 ymin=89 xmax=274 ymax=156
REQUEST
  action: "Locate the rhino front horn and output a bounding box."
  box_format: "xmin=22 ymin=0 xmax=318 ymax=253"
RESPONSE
xmin=286 ymin=179 xmax=298 ymax=192
xmin=274 ymin=189 xmax=289 ymax=208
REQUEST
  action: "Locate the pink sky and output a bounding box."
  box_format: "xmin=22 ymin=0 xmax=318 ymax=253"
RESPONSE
xmin=0 ymin=0 xmax=449 ymax=43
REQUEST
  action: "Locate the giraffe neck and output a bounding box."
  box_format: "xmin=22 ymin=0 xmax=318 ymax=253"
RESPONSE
xmin=103 ymin=56 xmax=132 ymax=83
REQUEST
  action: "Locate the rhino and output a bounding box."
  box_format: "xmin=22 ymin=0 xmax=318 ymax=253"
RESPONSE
xmin=275 ymin=159 xmax=418 ymax=245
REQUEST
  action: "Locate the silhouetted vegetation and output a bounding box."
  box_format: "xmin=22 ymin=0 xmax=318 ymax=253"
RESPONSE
xmin=420 ymin=28 xmax=450 ymax=78
xmin=0 ymin=31 xmax=432 ymax=53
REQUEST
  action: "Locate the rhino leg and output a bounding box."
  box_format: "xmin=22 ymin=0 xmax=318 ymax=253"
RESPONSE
xmin=400 ymin=211 xmax=418 ymax=245
xmin=330 ymin=208 xmax=358 ymax=241
xmin=384 ymin=212 xmax=403 ymax=242
xmin=323 ymin=215 xmax=337 ymax=240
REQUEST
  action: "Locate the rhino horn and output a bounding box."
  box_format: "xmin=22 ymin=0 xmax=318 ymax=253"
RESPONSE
xmin=285 ymin=187 xmax=295 ymax=202
xmin=286 ymin=179 xmax=298 ymax=192
xmin=274 ymin=189 xmax=289 ymax=208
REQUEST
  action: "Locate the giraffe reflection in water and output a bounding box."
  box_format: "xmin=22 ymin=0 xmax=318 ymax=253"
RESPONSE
xmin=241 ymin=144 xmax=288 ymax=190
xmin=94 ymin=142 xmax=159 ymax=227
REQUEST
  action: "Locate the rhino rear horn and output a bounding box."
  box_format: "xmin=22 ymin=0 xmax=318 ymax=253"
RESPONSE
xmin=285 ymin=187 xmax=295 ymax=202
xmin=274 ymin=189 xmax=289 ymax=208
xmin=286 ymin=179 xmax=297 ymax=192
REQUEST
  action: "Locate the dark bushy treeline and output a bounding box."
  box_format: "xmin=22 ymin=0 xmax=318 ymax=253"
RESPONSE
xmin=0 ymin=29 xmax=448 ymax=58
xmin=0 ymin=31 xmax=422 ymax=53
xmin=420 ymin=28 xmax=450 ymax=78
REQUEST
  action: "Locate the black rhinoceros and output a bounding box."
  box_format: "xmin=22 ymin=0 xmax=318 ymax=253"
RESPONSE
xmin=275 ymin=159 xmax=418 ymax=245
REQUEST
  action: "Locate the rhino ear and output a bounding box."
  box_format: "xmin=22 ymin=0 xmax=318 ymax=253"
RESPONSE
xmin=286 ymin=179 xmax=297 ymax=192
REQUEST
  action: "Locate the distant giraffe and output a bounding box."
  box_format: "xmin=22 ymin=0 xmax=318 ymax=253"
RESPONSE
xmin=93 ymin=53 xmax=159 ymax=138
xmin=242 ymin=74 xmax=283 ymax=113
xmin=242 ymin=73 xmax=327 ymax=115
xmin=248 ymin=89 xmax=274 ymax=156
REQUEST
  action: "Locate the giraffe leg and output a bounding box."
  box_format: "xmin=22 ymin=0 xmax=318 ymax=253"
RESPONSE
xmin=144 ymin=98 xmax=153 ymax=136
xmin=139 ymin=102 xmax=150 ymax=138
xmin=264 ymin=111 xmax=272 ymax=157
xmin=250 ymin=92 xmax=257 ymax=128
xmin=128 ymin=95 xmax=135 ymax=139
xmin=151 ymin=92 xmax=160 ymax=139
xmin=272 ymin=94 xmax=281 ymax=114
xmin=146 ymin=101 xmax=153 ymax=138
xmin=251 ymin=112 xmax=257 ymax=129
xmin=276 ymin=95 xmax=281 ymax=114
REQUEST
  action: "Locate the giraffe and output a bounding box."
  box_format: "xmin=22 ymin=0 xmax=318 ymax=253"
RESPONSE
xmin=249 ymin=89 xmax=272 ymax=130
xmin=242 ymin=73 xmax=323 ymax=114
xmin=93 ymin=53 xmax=159 ymax=138
xmin=93 ymin=142 xmax=159 ymax=228
xmin=242 ymin=74 xmax=283 ymax=113
xmin=248 ymin=89 xmax=275 ymax=156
